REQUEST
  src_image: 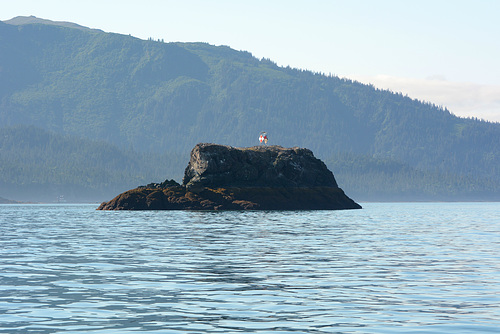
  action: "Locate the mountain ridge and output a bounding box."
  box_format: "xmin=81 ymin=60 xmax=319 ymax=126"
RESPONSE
xmin=0 ymin=17 xmax=498 ymax=201
xmin=3 ymin=15 xmax=99 ymax=31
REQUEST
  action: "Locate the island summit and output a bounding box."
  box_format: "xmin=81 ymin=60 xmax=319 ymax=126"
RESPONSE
xmin=97 ymin=143 xmax=361 ymax=210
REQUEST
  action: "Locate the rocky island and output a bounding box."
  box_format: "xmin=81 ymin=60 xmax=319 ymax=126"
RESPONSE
xmin=97 ymin=143 xmax=361 ymax=210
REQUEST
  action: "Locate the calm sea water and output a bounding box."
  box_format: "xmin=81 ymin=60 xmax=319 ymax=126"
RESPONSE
xmin=1 ymin=202 xmax=499 ymax=333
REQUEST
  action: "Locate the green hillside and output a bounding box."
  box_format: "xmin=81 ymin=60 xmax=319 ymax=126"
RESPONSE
xmin=0 ymin=126 xmax=184 ymax=202
xmin=1 ymin=17 xmax=499 ymax=201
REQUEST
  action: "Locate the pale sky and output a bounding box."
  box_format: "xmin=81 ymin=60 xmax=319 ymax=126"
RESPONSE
xmin=1 ymin=0 xmax=500 ymax=122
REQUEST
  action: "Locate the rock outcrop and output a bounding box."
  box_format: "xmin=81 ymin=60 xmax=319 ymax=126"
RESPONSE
xmin=183 ymin=144 xmax=338 ymax=190
xmin=97 ymin=143 xmax=361 ymax=211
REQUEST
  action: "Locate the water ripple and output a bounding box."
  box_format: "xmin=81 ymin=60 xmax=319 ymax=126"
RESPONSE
xmin=1 ymin=203 xmax=500 ymax=333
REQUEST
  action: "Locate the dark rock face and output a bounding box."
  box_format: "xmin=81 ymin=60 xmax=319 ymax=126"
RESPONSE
xmin=183 ymin=144 xmax=338 ymax=190
xmin=97 ymin=186 xmax=360 ymax=211
xmin=97 ymin=143 xmax=361 ymax=211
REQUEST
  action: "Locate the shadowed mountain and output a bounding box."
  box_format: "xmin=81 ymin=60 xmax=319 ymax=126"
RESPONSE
xmin=1 ymin=17 xmax=499 ymax=201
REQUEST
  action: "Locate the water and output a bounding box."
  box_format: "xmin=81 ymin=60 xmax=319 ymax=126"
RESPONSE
xmin=1 ymin=203 xmax=500 ymax=333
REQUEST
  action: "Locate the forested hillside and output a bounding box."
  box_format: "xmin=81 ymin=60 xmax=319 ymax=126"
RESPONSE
xmin=0 ymin=126 xmax=184 ymax=202
xmin=1 ymin=17 xmax=499 ymax=201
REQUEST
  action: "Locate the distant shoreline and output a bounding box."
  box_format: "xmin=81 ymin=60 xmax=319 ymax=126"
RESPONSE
xmin=0 ymin=196 xmax=22 ymax=204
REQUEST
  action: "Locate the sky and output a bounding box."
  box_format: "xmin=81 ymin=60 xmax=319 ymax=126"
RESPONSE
xmin=2 ymin=0 xmax=500 ymax=122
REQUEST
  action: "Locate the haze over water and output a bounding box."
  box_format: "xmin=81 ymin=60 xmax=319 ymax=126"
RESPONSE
xmin=1 ymin=202 xmax=500 ymax=333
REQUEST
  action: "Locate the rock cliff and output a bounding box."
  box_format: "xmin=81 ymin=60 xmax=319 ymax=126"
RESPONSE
xmin=183 ymin=144 xmax=338 ymax=190
xmin=97 ymin=143 xmax=361 ymax=210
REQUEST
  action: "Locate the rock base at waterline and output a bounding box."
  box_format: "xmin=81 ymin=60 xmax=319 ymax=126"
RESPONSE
xmin=97 ymin=186 xmax=361 ymax=211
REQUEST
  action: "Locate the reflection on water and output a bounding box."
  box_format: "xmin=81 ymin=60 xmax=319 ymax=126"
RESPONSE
xmin=1 ymin=203 xmax=500 ymax=333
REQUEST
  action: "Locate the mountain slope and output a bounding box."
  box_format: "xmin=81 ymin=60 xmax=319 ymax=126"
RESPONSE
xmin=0 ymin=126 xmax=184 ymax=202
xmin=3 ymin=15 xmax=95 ymax=31
xmin=1 ymin=17 xmax=499 ymax=200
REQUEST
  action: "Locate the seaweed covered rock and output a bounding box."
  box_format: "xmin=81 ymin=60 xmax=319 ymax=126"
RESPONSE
xmin=97 ymin=143 xmax=361 ymax=211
